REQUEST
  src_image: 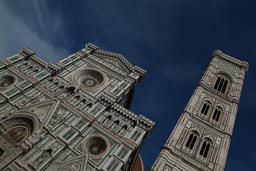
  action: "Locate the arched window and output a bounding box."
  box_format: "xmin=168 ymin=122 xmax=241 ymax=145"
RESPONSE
xmin=54 ymin=81 xmax=59 ymax=86
xmin=83 ymin=103 xmax=93 ymax=111
xmin=130 ymin=120 xmax=136 ymax=128
xmin=102 ymin=115 xmax=112 ymax=124
xmin=66 ymin=87 xmax=75 ymax=94
xmin=75 ymin=95 xmax=80 ymax=100
xmin=29 ymin=66 xmax=34 ymax=69
xmin=81 ymin=99 xmax=87 ymax=104
xmin=87 ymin=103 xmax=92 ymax=108
xmin=118 ymin=125 xmax=128 ymax=135
xmin=110 ymin=120 xmax=120 ymax=129
xmin=185 ymin=131 xmax=198 ymax=150
xmin=201 ymin=102 xmax=211 ymax=115
xmin=212 ymin=108 xmax=222 ymax=122
xmin=199 ymin=139 xmax=212 ymax=158
xmin=214 ymin=76 xmax=229 ymax=94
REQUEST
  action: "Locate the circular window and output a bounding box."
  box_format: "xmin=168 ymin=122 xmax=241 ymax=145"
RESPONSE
xmin=83 ymin=135 xmax=109 ymax=158
xmin=74 ymin=69 xmax=105 ymax=89
xmin=0 ymin=75 xmax=16 ymax=88
xmin=71 ymin=163 xmax=80 ymax=171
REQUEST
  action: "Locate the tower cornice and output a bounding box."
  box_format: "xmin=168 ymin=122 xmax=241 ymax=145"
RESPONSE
xmin=212 ymin=50 xmax=249 ymax=71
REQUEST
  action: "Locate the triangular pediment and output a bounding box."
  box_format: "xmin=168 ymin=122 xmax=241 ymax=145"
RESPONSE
xmin=47 ymin=105 xmax=72 ymax=130
xmin=94 ymin=49 xmax=133 ymax=73
xmin=85 ymin=43 xmax=147 ymax=83
xmin=18 ymin=100 xmax=59 ymax=128
xmin=104 ymin=57 xmax=124 ymax=69
xmin=56 ymin=154 xmax=89 ymax=171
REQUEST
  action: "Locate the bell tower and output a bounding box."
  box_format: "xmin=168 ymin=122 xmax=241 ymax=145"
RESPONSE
xmin=152 ymin=51 xmax=248 ymax=171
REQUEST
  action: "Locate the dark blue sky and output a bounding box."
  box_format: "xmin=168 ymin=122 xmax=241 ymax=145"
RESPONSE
xmin=1 ymin=0 xmax=256 ymax=170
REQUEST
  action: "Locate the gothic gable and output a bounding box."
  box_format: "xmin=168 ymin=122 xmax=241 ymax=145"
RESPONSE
xmin=17 ymin=100 xmax=59 ymax=128
xmin=94 ymin=50 xmax=132 ymax=73
xmin=84 ymin=43 xmax=146 ymax=83
xmin=56 ymin=154 xmax=89 ymax=171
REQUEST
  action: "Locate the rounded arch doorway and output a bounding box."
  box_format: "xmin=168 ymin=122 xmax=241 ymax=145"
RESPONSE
xmin=1 ymin=116 xmax=35 ymax=144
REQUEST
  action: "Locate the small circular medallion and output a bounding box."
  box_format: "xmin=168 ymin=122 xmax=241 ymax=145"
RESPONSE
xmin=71 ymin=163 xmax=80 ymax=171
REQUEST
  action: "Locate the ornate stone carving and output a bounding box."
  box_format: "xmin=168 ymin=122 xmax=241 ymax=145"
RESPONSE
xmin=0 ymin=44 xmax=154 ymax=171
xmin=82 ymin=134 xmax=109 ymax=159
xmin=215 ymin=59 xmax=239 ymax=78
xmin=0 ymin=74 xmax=16 ymax=89
xmin=73 ymin=69 xmax=106 ymax=89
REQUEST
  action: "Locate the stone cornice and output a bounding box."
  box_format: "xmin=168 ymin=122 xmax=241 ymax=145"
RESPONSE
xmin=110 ymin=103 xmax=155 ymax=135
xmin=84 ymin=42 xmax=146 ymax=83
xmin=212 ymin=50 xmax=249 ymax=71
xmin=198 ymin=83 xmax=239 ymax=104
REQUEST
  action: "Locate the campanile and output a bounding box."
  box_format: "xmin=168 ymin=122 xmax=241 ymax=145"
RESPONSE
xmin=152 ymin=51 xmax=248 ymax=171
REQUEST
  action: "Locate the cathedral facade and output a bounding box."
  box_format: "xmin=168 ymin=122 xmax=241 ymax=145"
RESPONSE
xmin=0 ymin=43 xmax=154 ymax=171
xmin=152 ymin=50 xmax=248 ymax=171
xmin=0 ymin=43 xmax=249 ymax=171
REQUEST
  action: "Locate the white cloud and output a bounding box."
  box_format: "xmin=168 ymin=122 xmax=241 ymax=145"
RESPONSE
xmin=0 ymin=1 xmax=70 ymax=63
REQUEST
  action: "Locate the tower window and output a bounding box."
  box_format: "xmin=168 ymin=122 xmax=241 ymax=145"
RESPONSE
xmin=212 ymin=109 xmax=221 ymax=122
xmin=185 ymin=132 xmax=198 ymax=150
xmin=214 ymin=76 xmax=229 ymax=94
xmin=199 ymin=140 xmax=212 ymax=158
xmin=201 ymin=102 xmax=211 ymax=115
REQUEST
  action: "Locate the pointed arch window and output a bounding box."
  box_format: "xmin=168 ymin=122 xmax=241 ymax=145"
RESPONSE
xmin=201 ymin=102 xmax=211 ymax=115
xmin=110 ymin=120 xmax=120 ymax=129
xmin=117 ymin=125 xmax=128 ymax=135
xmin=66 ymin=86 xmax=75 ymax=94
xmin=102 ymin=115 xmax=112 ymax=124
xmin=212 ymin=108 xmax=222 ymax=122
xmin=185 ymin=131 xmax=198 ymax=150
xmin=199 ymin=139 xmax=212 ymax=158
xmin=214 ymin=76 xmax=229 ymax=94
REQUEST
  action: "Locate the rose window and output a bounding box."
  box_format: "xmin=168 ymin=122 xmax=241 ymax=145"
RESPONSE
xmin=83 ymin=135 xmax=109 ymax=158
xmin=0 ymin=75 xmax=16 ymax=88
xmin=82 ymin=77 xmax=99 ymax=87
xmin=74 ymin=69 xmax=105 ymax=89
